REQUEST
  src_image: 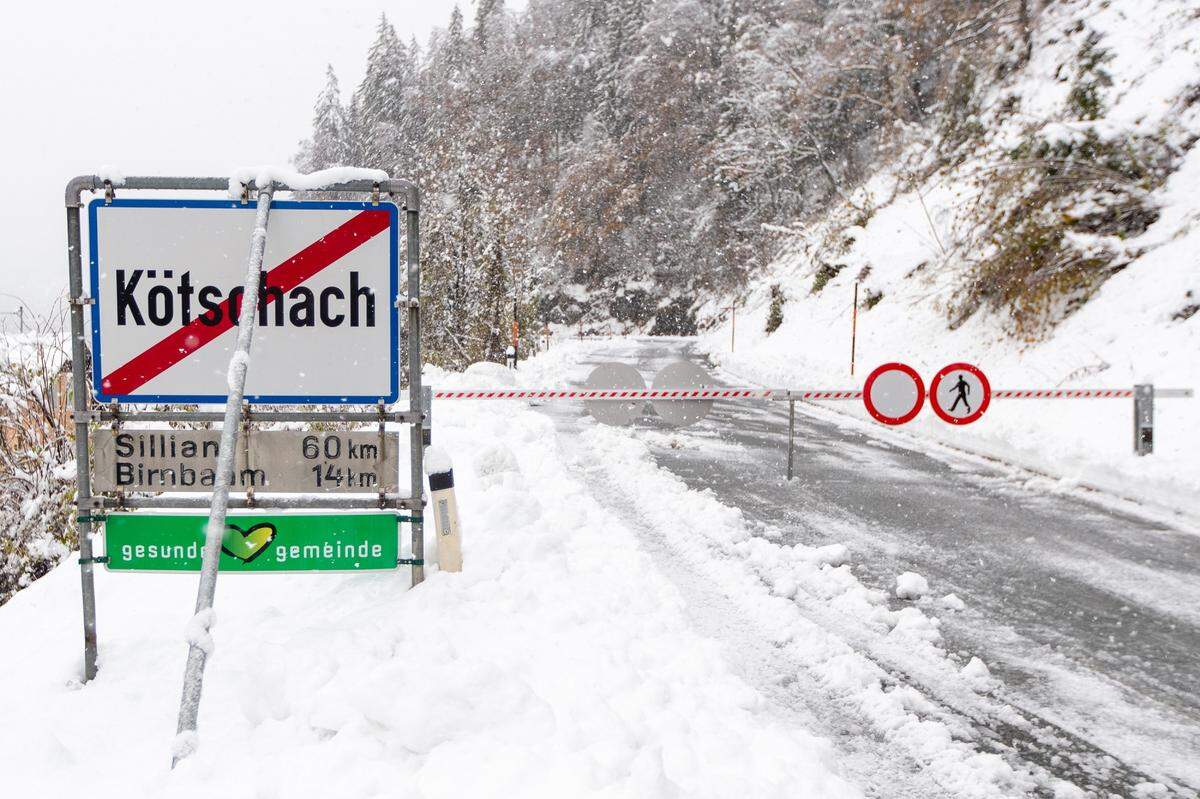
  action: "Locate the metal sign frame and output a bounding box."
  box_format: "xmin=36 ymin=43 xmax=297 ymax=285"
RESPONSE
xmin=87 ymin=198 xmax=401 ymax=404
xmin=65 ymin=175 xmax=427 ymax=683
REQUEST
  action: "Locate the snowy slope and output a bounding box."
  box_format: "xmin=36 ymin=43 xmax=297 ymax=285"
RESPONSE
xmin=699 ymin=0 xmax=1200 ymax=517
xmin=0 ymin=360 xmax=859 ymax=798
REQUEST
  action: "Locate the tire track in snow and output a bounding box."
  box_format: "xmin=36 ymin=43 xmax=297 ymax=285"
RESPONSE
xmin=541 ymin=336 xmax=1196 ymax=798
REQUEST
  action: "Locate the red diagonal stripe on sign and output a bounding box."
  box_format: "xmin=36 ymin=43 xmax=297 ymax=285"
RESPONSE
xmin=101 ymin=210 xmax=391 ymax=395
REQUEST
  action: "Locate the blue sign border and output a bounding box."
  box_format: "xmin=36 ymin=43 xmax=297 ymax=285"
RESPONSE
xmin=88 ymin=198 xmax=400 ymax=405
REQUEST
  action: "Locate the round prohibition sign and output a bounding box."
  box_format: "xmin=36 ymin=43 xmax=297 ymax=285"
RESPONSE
xmin=929 ymin=362 xmax=991 ymax=425
xmin=862 ymin=362 xmax=925 ymax=425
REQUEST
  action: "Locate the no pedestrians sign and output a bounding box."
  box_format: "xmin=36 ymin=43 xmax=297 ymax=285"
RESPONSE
xmin=929 ymin=362 xmax=991 ymax=424
xmin=88 ymin=199 xmax=399 ymax=403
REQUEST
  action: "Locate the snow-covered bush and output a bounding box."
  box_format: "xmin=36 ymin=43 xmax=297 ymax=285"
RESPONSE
xmin=764 ymin=284 xmax=785 ymax=333
xmin=0 ymin=314 xmax=75 ymax=605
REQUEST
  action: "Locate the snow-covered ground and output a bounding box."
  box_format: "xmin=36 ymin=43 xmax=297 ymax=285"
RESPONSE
xmin=5 ymin=337 xmax=1196 ymax=796
xmin=4 ymin=339 xmax=1114 ymax=798
xmin=698 ymin=0 xmax=1200 ymax=520
xmin=0 ymin=355 xmax=863 ymax=798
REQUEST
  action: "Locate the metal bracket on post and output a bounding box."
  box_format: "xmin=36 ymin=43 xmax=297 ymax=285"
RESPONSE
xmin=422 ymin=386 xmax=432 ymax=446
xmin=241 ymin=401 xmax=255 ymax=506
xmin=1134 ymin=384 xmax=1154 ymax=456
xmin=110 ymin=401 xmax=122 ymax=508
xmin=371 ymin=182 xmax=381 ymax=206
xmin=103 ymin=180 xmax=114 ymax=205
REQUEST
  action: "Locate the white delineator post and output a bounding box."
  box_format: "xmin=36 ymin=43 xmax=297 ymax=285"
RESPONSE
xmin=172 ymin=182 xmax=274 ymax=766
xmin=424 ymin=446 xmax=463 ymax=572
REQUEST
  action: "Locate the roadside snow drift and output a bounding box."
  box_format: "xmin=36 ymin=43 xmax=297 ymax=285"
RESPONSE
xmin=0 ymin=365 xmax=858 ymax=799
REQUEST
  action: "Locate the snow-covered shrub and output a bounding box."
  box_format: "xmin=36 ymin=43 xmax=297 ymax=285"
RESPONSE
xmin=811 ymin=263 xmax=844 ymax=294
xmin=764 ymin=285 xmax=785 ymax=333
xmin=649 ymin=296 xmax=698 ymax=336
xmin=951 ymin=128 xmax=1175 ymax=339
xmin=0 ymin=315 xmax=75 ymax=605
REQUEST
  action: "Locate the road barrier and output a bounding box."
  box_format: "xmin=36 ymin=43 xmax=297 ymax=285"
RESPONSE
xmin=431 ymin=361 xmax=1193 ymax=464
xmin=431 ymin=387 xmax=1193 ymax=401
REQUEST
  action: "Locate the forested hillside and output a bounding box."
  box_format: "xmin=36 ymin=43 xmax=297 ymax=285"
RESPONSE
xmin=296 ymin=0 xmax=1038 ymax=366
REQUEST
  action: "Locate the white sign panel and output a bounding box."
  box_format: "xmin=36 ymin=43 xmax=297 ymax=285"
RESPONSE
xmin=88 ymin=199 xmax=399 ymax=403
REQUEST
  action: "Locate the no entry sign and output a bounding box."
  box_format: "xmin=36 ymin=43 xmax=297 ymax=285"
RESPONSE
xmin=88 ymin=199 xmax=399 ymax=403
xmin=862 ymin=362 xmax=925 ymax=425
xmin=929 ymin=362 xmax=991 ymax=424
xmin=104 ymin=512 xmax=398 ymax=572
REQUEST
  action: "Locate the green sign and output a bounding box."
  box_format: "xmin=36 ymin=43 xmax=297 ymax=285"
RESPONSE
xmin=104 ymin=513 xmax=398 ymax=572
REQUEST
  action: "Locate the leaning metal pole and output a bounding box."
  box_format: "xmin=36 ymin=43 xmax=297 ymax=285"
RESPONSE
xmin=66 ymin=195 xmax=98 ymax=682
xmin=172 ymin=183 xmax=274 ymax=766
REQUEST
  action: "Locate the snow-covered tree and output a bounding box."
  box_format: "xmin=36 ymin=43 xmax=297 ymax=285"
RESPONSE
xmin=293 ymin=0 xmax=1036 ymax=362
xmin=297 ymin=64 xmax=350 ymax=171
xmin=355 ymin=15 xmax=410 ymax=171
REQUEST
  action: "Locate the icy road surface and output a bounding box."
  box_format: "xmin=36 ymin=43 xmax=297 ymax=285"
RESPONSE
xmin=542 ymin=336 xmax=1200 ymax=797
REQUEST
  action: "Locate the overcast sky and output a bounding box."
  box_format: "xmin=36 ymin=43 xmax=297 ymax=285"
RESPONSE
xmin=2 ymin=0 xmax=511 ymax=316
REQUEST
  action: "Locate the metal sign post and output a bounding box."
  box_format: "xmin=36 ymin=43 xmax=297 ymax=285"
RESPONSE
xmin=404 ymin=198 xmax=425 ymax=586
xmin=174 ymin=182 xmax=274 ymax=764
xmin=66 ymin=186 xmax=99 ymax=683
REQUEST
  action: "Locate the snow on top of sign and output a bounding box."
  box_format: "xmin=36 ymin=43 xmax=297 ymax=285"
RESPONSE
xmin=226 ymin=166 xmax=390 ymax=198
xmin=95 ymin=165 xmax=125 ymax=186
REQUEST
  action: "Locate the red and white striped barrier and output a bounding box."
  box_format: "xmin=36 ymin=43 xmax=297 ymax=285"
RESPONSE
xmin=431 ymin=388 xmax=774 ymax=401
xmin=430 ymin=387 xmax=1190 ymax=401
xmin=993 ymin=389 xmax=1133 ymax=399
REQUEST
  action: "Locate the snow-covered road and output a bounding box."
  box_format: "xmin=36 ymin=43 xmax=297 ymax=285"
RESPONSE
xmin=543 ymin=336 xmax=1200 ymax=797
xmin=3 ymin=335 xmax=1196 ymax=798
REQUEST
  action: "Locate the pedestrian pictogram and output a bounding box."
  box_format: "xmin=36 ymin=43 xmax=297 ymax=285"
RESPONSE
xmin=929 ymin=362 xmax=991 ymax=425
xmin=862 ymin=362 xmax=925 ymax=425
xmin=931 ymin=359 xmax=988 ymax=422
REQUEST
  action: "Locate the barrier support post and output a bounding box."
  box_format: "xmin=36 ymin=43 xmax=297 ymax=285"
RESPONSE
xmin=786 ymin=399 xmax=796 ymax=481
xmin=1134 ymin=384 xmax=1154 ymax=456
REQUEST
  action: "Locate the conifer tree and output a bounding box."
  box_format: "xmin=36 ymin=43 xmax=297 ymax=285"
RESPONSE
xmin=301 ymin=65 xmax=349 ymax=171
xmin=356 ymin=14 xmax=409 ymax=170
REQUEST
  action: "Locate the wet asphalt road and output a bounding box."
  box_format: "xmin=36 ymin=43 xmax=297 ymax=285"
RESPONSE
xmin=563 ymin=337 xmax=1200 ymax=795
